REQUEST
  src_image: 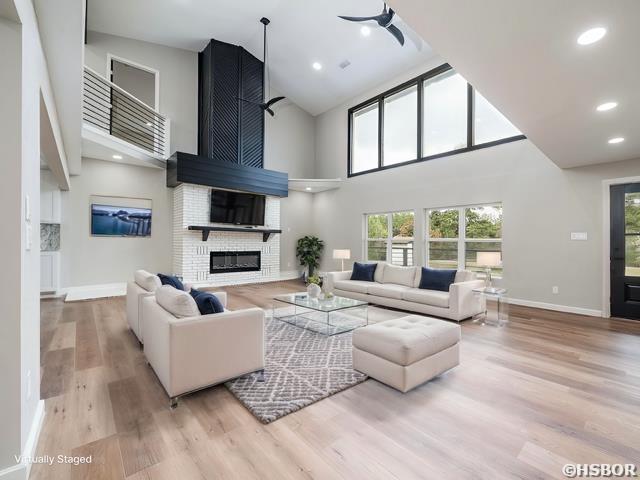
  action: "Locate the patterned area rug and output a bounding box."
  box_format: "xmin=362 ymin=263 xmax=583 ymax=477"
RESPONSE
xmin=225 ymin=307 xmax=403 ymax=423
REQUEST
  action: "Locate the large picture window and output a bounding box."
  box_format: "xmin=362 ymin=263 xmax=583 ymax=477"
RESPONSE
xmin=348 ymin=64 xmax=524 ymax=177
xmin=426 ymin=204 xmax=503 ymax=277
xmin=366 ymin=211 xmax=415 ymax=266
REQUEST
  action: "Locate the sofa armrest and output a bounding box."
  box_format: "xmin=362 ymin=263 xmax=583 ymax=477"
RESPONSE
xmin=168 ymin=308 xmax=265 ymax=396
xmin=449 ymin=280 xmax=485 ymax=320
xmin=141 ymin=297 xmax=173 ymax=392
xmin=324 ymin=271 xmax=352 ymax=292
xmin=211 ymin=291 xmax=228 ymax=308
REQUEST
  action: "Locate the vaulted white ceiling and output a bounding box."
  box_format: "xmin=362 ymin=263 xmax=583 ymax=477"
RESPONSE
xmin=87 ymin=0 xmax=435 ymax=116
xmin=389 ymin=0 xmax=640 ymax=168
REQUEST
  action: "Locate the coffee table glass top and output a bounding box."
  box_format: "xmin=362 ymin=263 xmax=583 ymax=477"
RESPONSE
xmin=273 ymin=293 xmax=367 ymax=312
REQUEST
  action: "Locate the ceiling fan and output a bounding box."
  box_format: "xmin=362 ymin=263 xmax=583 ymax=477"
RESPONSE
xmin=237 ymin=17 xmax=285 ymax=117
xmin=338 ymin=3 xmax=408 ymax=47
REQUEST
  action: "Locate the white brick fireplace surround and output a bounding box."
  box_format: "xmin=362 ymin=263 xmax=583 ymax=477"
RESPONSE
xmin=173 ymin=184 xmax=281 ymax=286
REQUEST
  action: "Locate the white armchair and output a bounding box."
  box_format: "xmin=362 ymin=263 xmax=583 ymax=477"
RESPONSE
xmin=141 ymin=290 xmax=265 ymax=407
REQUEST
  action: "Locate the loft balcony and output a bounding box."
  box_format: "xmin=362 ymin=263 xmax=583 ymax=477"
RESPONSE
xmin=81 ymin=66 xmax=170 ymax=169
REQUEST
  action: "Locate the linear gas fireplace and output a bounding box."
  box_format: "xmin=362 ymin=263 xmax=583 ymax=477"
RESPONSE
xmin=210 ymin=251 xmax=261 ymax=274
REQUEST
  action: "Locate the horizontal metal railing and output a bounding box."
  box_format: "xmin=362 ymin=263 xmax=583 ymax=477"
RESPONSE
xmin=82 ymin=66 xmax=170 ymax=158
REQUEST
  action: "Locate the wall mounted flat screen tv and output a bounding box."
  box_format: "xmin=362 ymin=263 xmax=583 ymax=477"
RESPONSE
xmin=210 ymin=190 xmax=265 ymax=226
xmin=91 ymin=204 xmax=152 ymax=237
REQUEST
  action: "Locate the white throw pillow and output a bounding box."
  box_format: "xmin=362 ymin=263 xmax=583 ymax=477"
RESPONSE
xmin=134 ymin=270 xmax=161 ymax=292
xmin=382 ymin=264 xmax=419 ymax=287
xmin=155 ymin=285 xmax=200 ymax=318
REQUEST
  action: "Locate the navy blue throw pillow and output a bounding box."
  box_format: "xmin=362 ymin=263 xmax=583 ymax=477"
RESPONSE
xmin=350 ymin=262 xmax=377 ymax=282
xmin=157 ymin=273 xmax=185 ymax=291
xmin=419 ymin=267 xmax=457 ymax=292
xmin=190 ymin=289 xmax=224 ymax=315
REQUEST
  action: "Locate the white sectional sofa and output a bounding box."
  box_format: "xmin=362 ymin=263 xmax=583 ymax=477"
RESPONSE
xmin=325 ymin=262 xmax=484 ymax=322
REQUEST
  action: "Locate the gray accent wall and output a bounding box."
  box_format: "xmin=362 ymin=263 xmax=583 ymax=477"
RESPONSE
xmin=312 ymin=58 xmax=640 ymax=313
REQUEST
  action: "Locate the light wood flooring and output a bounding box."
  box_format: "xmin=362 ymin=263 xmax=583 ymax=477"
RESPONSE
xmin=33 ymin=280 xmax=640 ymax=479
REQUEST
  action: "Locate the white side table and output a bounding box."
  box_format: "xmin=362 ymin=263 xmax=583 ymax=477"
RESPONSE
xmin=472 ymin=287 xmax=509 ymax=326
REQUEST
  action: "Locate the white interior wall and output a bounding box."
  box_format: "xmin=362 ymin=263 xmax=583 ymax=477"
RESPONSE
xmin=0 ymin=13 xmax=24 ymax=476
xmin=60 ymin=157 xmax=173 ymax=288
xmin=265 ymin=94 xmax=316 ymax=274
xmin=84 ymin=30 xmax=198 ymax=155
xmin=312 ymin=57 xmax=640 ymax=314
xmin=1 ymin=0 xmax=66 ymax=477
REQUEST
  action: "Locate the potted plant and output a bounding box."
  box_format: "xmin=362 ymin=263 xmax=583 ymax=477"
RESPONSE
xmin=296 ymin=235 xmax=324 ymax=279
xmin=306 ymin=275 xmax=322 ymax=299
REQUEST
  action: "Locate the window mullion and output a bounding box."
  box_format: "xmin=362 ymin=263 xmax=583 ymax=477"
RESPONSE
xmin=387 ymin=213 xmax=392 ymax=262
xmin=458 ymin=207 xmax=466 ymax=271
xmin=467 ymin=84 xmax=474 ymax=148
xmin=378 ymin=98 xmax=384 ymax=169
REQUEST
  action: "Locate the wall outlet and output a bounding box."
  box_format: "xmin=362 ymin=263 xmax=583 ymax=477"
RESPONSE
xmin=552 ymin=286 xmax=559 ymax=294
xmin=570 ymin=232 xmax=588 ymax=241
xmin=26 ymin=370 xmax=31 ymax=400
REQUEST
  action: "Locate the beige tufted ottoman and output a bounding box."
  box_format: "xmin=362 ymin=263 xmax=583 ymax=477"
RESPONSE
xmin=352 ymin=315 xmax=461 ymax=392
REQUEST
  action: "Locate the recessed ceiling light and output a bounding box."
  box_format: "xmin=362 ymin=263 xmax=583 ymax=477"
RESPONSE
xmin=312 ymin=62 xmax=322 ymax=71
xmin=112 ymin=154 xmax=123 ymax=160
xmin=305 ymin=187 xmax=312 ymax=191
xmin=608 ymin=137 xmax=625 ymax=144
xmin=360 ymin=26 xmax=371 ymax=37
xmin=577 ymin=27 xmax=606 ymax=45
xmin=596 ymin=101 xmax=618 ymax=112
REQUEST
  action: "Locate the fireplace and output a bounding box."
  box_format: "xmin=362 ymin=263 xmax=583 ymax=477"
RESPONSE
xmin=210 ymin=251 xmax=261 ymax=274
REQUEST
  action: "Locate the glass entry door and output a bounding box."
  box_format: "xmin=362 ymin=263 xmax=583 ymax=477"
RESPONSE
xmin=610 ymin=183 xmax=640 ymax=319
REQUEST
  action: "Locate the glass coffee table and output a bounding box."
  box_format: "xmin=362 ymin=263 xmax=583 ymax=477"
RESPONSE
xmin=272 ymin=293 xmax=369 ymax=335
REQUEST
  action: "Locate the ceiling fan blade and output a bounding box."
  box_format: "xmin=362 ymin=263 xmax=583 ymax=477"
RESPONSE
xmin=394 ymin=20 xmax=424 ymax=51
xmin=265 ymin=96 xmax=285 ymax=108
xmin=338 ymin=14 xmax=381 ymax=23
xmin=386 ymin=23 xmax=405 ymax=46
xmin=265 ymin=108 xmax=275 ymax=117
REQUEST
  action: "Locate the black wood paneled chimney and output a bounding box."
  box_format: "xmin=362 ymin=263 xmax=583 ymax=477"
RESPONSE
xmin=198 ymin=39 xmax=264 ymax=168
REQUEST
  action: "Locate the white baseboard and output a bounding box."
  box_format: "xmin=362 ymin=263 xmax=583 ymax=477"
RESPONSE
xmin=64 ymin=282 xmax=126 ymax=302
xmin=0 ymin=400 xmax=45 ymax=480
xmin=508 ymin=297 xmax=602 ymax=318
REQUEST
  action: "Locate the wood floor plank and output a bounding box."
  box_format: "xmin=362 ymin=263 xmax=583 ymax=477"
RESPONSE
xmin=33 ymin=279 xmax=640 ymax=480
xmin=75 ymin=308 xmax=103 ymax=370
xmin=71 ymin=435 xmax=125 ymax=480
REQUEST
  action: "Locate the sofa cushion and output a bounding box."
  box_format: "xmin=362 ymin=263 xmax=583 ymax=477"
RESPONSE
xmin=382 ymin=264 xmax=418 ymax=287
xmin=334 ymin=280 xmax=372 ymax=294
xmin=352 ymin=315 xmax=461 ymax=366
xmin=158 ymin=273 xmax=185 ymax=291
xmin=373 ymin=261 xmax=386 ymax=283
xmin=454 ymin=270 xmax=475 ymax=283
xmin=368 ymin=283 xmax=410 ymax=300
xmin=403 ymin=288 xmax=450 ymax=308
xmin=350 ymin=262 xmax=377 ymax=282
xmin=134 ymin=270 xmax=161 ymax=292
xmin=190 ymin=289 xmax=224 ymax=315
xmin=156 ymin=285 xmax=200 ymax=318
xmin=419 ymin=267 xmax=457 ymax=292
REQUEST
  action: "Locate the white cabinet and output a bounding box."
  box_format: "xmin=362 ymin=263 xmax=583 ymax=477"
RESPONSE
xmin=41 ymin=251 xmax=60 ymax=293
xmin=40 ymin=170 xmax=61 ymax=223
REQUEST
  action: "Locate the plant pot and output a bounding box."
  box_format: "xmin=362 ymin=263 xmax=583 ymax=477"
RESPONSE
xmin=307 ymin=283 xmax=321 ymax=299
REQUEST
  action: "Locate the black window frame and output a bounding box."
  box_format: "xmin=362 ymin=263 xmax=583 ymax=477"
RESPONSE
xmin=347 ymin=63 xmax=526 ymax=178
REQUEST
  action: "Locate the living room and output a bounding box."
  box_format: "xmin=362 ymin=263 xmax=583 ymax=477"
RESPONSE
xmin=3 ymin=0 xmax=640 ymax=479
